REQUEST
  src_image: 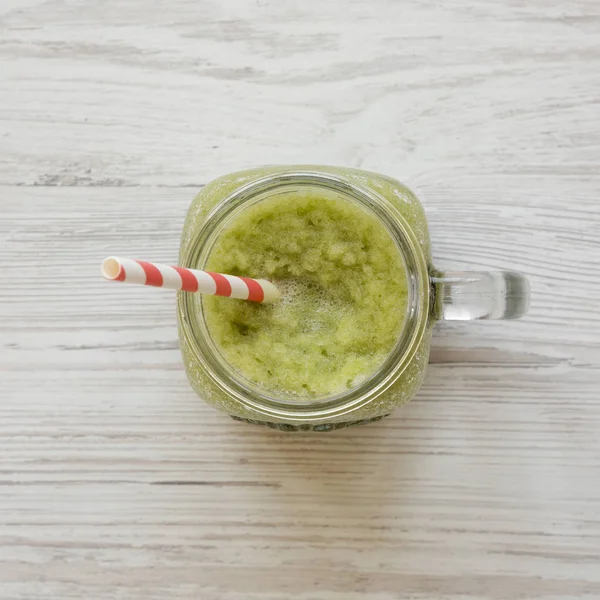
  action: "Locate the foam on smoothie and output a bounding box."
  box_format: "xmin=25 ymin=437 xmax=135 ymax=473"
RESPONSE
xmin=201 ymin=190 xmax=408 ymax=398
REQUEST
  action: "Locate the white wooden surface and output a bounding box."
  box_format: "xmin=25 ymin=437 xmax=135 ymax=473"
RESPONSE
xmin=1 ymin=1 xmax=600 ymax=598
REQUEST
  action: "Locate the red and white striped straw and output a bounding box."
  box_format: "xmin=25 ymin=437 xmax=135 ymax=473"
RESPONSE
xmin=101 ymin=257 xmax=280 ymax=303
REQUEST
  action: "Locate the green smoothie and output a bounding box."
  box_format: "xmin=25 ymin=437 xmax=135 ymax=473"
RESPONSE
xmin=202 ymin=191 xmax=408 ymax=397
xmin=178 ymin=166 xmax=433 ymax=428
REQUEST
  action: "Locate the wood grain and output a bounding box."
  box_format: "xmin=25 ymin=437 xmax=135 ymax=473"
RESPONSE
xmin=1 ymin=0 xmax=600 ymax=598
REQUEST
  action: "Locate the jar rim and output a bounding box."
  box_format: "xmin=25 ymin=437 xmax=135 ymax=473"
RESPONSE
xmin=177 ymin=170 xmax=430 ymax=423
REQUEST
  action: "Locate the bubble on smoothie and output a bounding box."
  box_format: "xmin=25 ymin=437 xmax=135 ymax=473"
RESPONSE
xmin=202 ymin=191 xmax=409 ymax=398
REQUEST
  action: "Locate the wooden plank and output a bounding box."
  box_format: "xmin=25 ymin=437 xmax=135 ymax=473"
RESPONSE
xmin=1 ymin=184 xmax=599 ymax=599
xmin=1 ymin=0 xmax=600 ymax=187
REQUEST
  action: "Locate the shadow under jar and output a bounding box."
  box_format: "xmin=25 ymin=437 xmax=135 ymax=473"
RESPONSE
xmin=177 ymin=166 xmax=529 ymax=431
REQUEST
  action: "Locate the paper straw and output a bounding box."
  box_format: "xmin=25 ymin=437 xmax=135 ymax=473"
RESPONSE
xmin=101 ymin=257 xmax=280 ymax=303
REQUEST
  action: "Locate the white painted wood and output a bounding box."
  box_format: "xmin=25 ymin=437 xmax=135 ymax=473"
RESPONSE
xmin=1 ymin=1 xmax=599 ymax=598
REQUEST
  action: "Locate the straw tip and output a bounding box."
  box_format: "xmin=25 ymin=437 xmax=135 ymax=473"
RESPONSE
xmin=259 ymin=281 xmax=282 ymax=304
xmin=101 ymin=256 xmax=122 ymax=280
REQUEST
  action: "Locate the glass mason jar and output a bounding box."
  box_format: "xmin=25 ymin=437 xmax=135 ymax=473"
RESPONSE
xmin=177 ymin=166 xmax=529 ymax=431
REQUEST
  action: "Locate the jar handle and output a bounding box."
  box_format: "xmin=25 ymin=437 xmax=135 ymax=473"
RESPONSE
xmin=430 ymin=271 xmax=530 ymax=320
